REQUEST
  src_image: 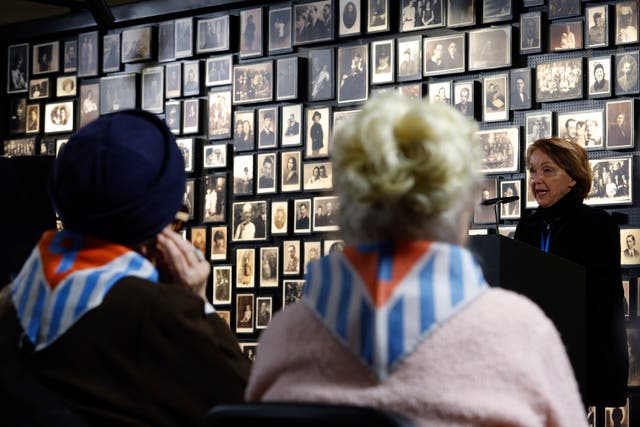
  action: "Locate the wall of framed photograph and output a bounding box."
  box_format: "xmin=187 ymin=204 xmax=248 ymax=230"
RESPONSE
xmin=4 ymin=2 xmax=640 ymax=419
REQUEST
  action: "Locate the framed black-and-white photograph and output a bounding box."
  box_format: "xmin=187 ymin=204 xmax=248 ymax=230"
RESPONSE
xmin=473 ymin=178 xmax=498 ymax=224
xmin=525 ymin=110 xmax=552 ymax=149
xmin=165 ymin=62 xmax=181 ymax=99
xmin=191 ymin=228 xmax=207 ymax=259
xmin=276 ymin=56 xmax=299 ymax=100
xmin=448 ymin=0 xmax=475 ymax=28
xmin=615 ymin=52 xmax=640 ymax=95
xmin=468 ymin=26 xmax=511 ymax=71
xmin=175 ymin=137 xmax=194 ymax=172
xmin=175 ymin=17 xmax=193 ymax=59
xmin=25 ymin=104 xmax=40 ymax=134
xmin=205 ymin=55 xmax=232 ymax=87
xmin=283 ymin=240 xmax=301 ymax=275
xmin=396 ymin=83 xmax=422 ymax=99
xmin=203 ymin=143 xmax=228 ymax=169
xmin=259 ymin=249 xmax=279 ymax=289
xmin=236 ymin=293 xmax=254 ymax=333
xmin=616 ymin=2 xmax=638 ymax=45
xmin=606 ymin=100 xmax=635 ymax=150
xmin=510 ymin=68 xmax=532 ymax=110
xmin=428 ymin=80 xmax=452 ymax=105
xmin=588 ymin=56 xmax=612 ymax=99
xmin=202 ymin=173 xmax=227 ymax=223
xmin=283 ymin=280 xmax=306 ymax=307
xmin=232 ymin=201 xmax=268 ymax=242
xmin=367 ymin=0 xmax=388 ymax=33
xmin=233 ymin=154 xmax=254 ymax=196
xmin=309 ymin=48 xmax=333 ymax=101
xmin=183 ymin=60 xmax=200 ymax=97
xmin=33 ymin=41 xmax=59 ymax=75
xmin=55 ymin=138 xmax=68 ymax=157
xmin=271 ymin=200 xmax=289 ymax=235
xmin=483 ymin=74 xmax=509 ymax=122
xmin=337 ymin=44 xmax=368 ymax=104
xmin=293 ymin=0 xmax=334 ymax=45
xmin=158 ymin=20 xmax=175 ymax=62
xmin=586 ymin=156 xmax=633 ymax=206
xmin=499 ymin=179 xmax=521 ymax=220
xmin=197 ymin=15 xmax=229 ymax=54
xmin=549 ymin=21 xmax=583 ymax=52
xmin=585 ymin=4 xmax=609 ymax=49
xmin=3 ymin=138 xmax=36 ymax=156
xmin=210 ymin=226 xmax=228 ymax=261
xmin=79 ymin=83 xmax=99 ymax=128
xmin=102 ymin=34 xmax=120 ymax=73
xmin=141 ymin=67 xmax=164 ymax=114
xmin=423 ymin=34 xmax=465 ymax=77
xmin=29 ymin=78 xmax=49 ymax=100
xmin=44 ymin=101 xmax=74 ymax=134
xmin=282 ymin=104 xmax=302 ymax=146
xmin=232 ymin=61 xmax=273 ymax=105
xmin=183 ymin=179 xmax=195 ymax=220
xmin=324 ymin=239 xmax=345 ymax=254
xmin=233 ymin=109 xmax=255 ymax=151
xmin=8 ymin=43 xmax=28 ymax=94
xmin=556 ymin=109 xmax=604 ymax=150
xmin=208 ymin=87 xmax=232 ymax=140
xmin=56 ymin=75 xmax=76 ymax=98
xmin=397 ymin=35 xmax=421 ymax=81
xmin=339 ymin=0 xmax=361 ymax=37
xmin=621 ymin=229 xmax=640 ymax=267
xmin=483 ymin=0 xmax=511 ymax=24
xmin=9 ymin=98 xmax=26 ymax=134
xmin=256 ymin=296 xmax=278 ymax=329
xmin=548 ymin=0 xmax=580 ymax=20
xmin=240 ymin=8 xmax=263 ymax=58
xmin=304 ymin=241 xmax=321 ymax=273
xmin=99 ymin=73 xmax=137 ymax=114
xmin=536 ymin=58 xmax=583 ymax=102
xmin=77 ymin=32 xmax=97 ymax=77
xmin=269 ymin=5 xmax=293 ymax=54
xmin=212 ymin=265 xmax=232 ymax=304
xmin=477 ymin=127 xmax=519 ymax=174
xmin=122 ymin=27 xmax=152 ymax=63
xmin=182 ymin=98 xmax=200 ymax=134
xmin=305 ymin=106 xmax=330 ymax=158
xmin=400 ymin=0 xmax=444 ymax=32
xmin=313 ymin=196 xmax=339 ymax=231
xmin=293 ymin=199 xmax=311 ymax=234
xmin=257 ymin=152 xmax=277 ymax=194
xmin=304 ymin=161 xmax=333 ymax=191
xmin=371 ymin=39 xmax=394 ymax=85
xmin=453 ymin=80 xmax=475 ymax=119
xmin=281 ymin=150 xmax=302 ymax=192
xmin=236 ymin=252 xmax=255 ymax=286
xmin=63 ymin=40 xmax=77 ymax=73
xmin=164 ymin=100 xmax=181 ymax=134
xmin=520 ymin=12 xmax=542 ymax=54
xmin=258 ymin=107 xmax=278 ymax=149
xmin=333 ymin=107 xmax=360 ymax=132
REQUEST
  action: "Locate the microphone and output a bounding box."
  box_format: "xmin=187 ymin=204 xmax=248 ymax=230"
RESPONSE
xmin=481 ymin=195 xmax=520 ymax=206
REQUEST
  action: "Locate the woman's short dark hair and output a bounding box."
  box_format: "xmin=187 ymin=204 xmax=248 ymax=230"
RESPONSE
xmin=526 ymin=137 xmax=592 ymax=201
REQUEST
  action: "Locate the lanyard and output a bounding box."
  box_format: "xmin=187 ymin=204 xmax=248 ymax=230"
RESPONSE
xmin=540 ymin=227 xmax=551 ymax=253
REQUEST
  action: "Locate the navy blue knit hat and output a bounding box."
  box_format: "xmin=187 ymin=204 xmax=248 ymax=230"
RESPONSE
xmin=49 ymin=109 xmax=186 ymax=246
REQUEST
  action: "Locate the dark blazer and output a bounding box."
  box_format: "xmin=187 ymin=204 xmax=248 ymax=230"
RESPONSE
xmin=514 ymin=191 xmax=628 ymax=407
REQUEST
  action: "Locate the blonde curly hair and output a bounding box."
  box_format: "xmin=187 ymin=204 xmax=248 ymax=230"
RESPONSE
xmin=331 ymin=92 xmax=482 ymax=244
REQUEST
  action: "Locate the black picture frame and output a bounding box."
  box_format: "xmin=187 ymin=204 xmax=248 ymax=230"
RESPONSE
xmin=615 ymin=1 xmax=639 ymax=45
xmin=235 ymin=293 xmax=255 ymax=332
xmin=232 ymin=200 xmax=268 ymax=242
xmin=240 ymin=8 xmax=263 ymax=59
xmin=281 ymin=104 xmax=303 ymax=147
xmin=77 ymin=32 xmax=97 ymax=77
xmin=44 ymin=100 xmax=74 ymax=134
xmin=257 ymin=106 xmax=278 ymax=149
xmin=182 ymin=60 xmax=201 ymax=97
xmin=271 ymin=200 xmax=289 ymax=235
xmin=482 ymin=0 xmax=512 ymax=24
xmin=586 ymin=156 xmax=633 ymax=206
xmin=256 ymin=152 xmax=277 ymax=194
xmin=25 ymin=104 xmax=39 ymax=134
xmin=29 ymin=77 xmax=49 ymax=100
xmin=276 ymin=56 xmax=299 ymax=101
xmin=556 ymin=109 xmax=605 ymax=150
xmin=371 ymin=39 xmax=394 ymax=85
xmin=197 ymin=15 xmax=230 ymax=54
xmin=510 ymin=68 xmax=532 ymax=111
xmin=615 ymin=51 xmax=640 ymax=95
xmin=477 ymin=127 xmax=519 ymax=174
xmin=453 ymin=80 xmax=476 ymax=119
xmin=7 ymin=43 xmax=28 ymax=94
xmin=427 ymin=80 xmax=452 ymax=105
xmin=158 ymin=20 xmax=175 ymax=62
xmin=305 ymin=106 xmax=330 ymax=159
xmin=212 ymin=265 xmax=232 ymax=302
xmin=233 ymin=109 xmax=255 ymax=151
xmin=203 ymin=173 xmax=227 ymax=223
xmin=303 ymin=160 xmax=333 ymax=191
xmin=33 ymin=41 xmax=60 ymax=76
xmin=233 ymin=154 xmax=255 ymax=196
xmin=210 ymin=227 xmax=228 ymax=261
xmin=141 ymin=66 xmax=164 ymax=114
xmin=367 ymin=0 xmax=388 ymax=34
xmin=548 ymin=0 xmax=580 ymax=20
xmin=79 ymin=82 xmax=99 ymax=128
xmin=165 ymin=62 xmax=181 ymax=99
xmin=337 ymin=44 xmax=368 ymax=104
xmin=308 ymin=48 xmax=334 ymax=101
xmin=588 ymin=56 xmax=612 ymax=99
xmin=312 ymin=195 xmax=339 ymax=232
xmin=605 ymin=99 xmax=635 ymax=150
xmin=520 ymin=12 xmax=542 ymax=54
xmin=182 ymin=98 xmax=201 ymax=135
xmin=447 ymin=0 xmax=475 ymax=28
xmin=63 ymin=40 xmax=78 ymax=73
xmin=468 ymin=26 xmax=511 ymax=71
xmin=524 ymin=110 xmax=552 ymax=149
xmin=175 ymin=17 xmax=193 ymax=59
xmin=269 ymin=5 xmax=293 ymax=55
xmin=164 ymin=100 xmax=181 ymax=134
xmin=293 ymin=198 xmax=312 ymax=234
xmin=56 ymin=75 xmax=77 ymax=98
xmin=232 ymin=61 xmax=274 ymax=105
xmin=338 ymin=0 xmax=361 ymax=37
xmin=99 ymin=73 xmax=137 ymax=114
xmin=175 ymin=137 xmax=194 ymax=172
xmin=499 ymin=179 xmax=521 ymax=220
xmin=121 ymin=27 xmax=153 ymax=64
xmin=535 ymin=58 xmax=583 ymax=102
xmin=208 ymin=87 xmax=232 ymax=140
xmin=585 ymin=4 xmax=609 ymax=49
xmin=549 ymin=21 xmax=583 ymax=52
xmin=205 ymin=55 xmax=233 ymax=87
xmin=482 ymin=73 xmax=509 ymax=123
xmin=102 ymin=33 xmax=121 ymax=73
xmin=203 ymin=143 xmax=228 ymax=169
xmin=399 ymin=0 xmax=444 ymax=32
xmin=423 ymin=34 xmax=465 ymax=77
xmin=293 ymin=0 xmax=334 ymax=46
xmin=281 ymin=150 xmax=302 ymax=192
xmin=396 ymin=35 xmax=422 ymax=81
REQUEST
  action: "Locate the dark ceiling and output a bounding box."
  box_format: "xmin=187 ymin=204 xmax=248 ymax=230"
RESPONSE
xmin=0 ymin=0 xmax=144 ymax=26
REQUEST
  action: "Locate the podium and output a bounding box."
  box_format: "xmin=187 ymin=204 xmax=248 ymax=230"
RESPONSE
xmin=467 ymin=234 xmax=586 ymax=402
